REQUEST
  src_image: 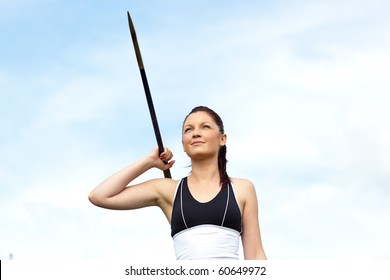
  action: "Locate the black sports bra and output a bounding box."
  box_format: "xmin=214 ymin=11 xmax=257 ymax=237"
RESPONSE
xmin=171 ymin=177 xmax=242 ymax=237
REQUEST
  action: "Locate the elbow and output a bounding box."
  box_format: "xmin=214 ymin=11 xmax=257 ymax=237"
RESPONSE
xmin=88 ymin=190 xmax=100 ymax=206
xmin=88 ymin=189 xmax=112 ymax=209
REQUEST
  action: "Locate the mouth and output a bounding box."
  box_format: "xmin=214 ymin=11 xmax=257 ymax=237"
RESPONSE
xmin=191 ymin=141 xmax=204 ymax=146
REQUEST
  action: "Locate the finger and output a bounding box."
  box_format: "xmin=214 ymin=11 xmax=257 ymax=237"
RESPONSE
xmin=160 ymin=155 xmax=173 ymax=163
xmin=160 ymin=148 xmax=172 ymax=160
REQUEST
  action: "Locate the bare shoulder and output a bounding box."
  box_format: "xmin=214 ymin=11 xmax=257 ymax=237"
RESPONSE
xmin=146 ymin=177 xmax=179 ymax=194
xmin=146 ymin=178 xmax=180 ymax=221
xmin=231 ymin=177 xmax=256 ymax=194
xmin=148 ymin=177 xmax=179 ymax=187
xmin=230 ymin=177 xmax=258 ymax=210
xmin=151 ymin=178 xmax=181 ymax=203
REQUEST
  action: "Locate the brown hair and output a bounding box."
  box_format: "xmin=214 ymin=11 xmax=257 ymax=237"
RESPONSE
xmin=183 ymin=106 xmax=230 ymax=188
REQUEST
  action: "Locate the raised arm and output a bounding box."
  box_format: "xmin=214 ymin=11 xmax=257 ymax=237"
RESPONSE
xmin=88 ymin=147 xmax=175 ymax=210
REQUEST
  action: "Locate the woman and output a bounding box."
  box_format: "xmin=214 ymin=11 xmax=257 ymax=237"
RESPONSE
xmin=88 ymin=106 xmax=267 ymax=260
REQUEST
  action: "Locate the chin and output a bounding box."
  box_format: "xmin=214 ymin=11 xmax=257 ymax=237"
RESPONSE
xmin=187 ymin=150 xmax=215 ymax=160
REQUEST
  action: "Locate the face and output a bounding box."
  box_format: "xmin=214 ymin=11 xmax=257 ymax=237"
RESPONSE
xmin=182 ymin=111 xmax=226 ymax=160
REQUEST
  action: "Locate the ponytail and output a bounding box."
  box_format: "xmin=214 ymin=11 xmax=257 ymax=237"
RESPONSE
xmin=218 ymin=145 xmax=231 ymax=188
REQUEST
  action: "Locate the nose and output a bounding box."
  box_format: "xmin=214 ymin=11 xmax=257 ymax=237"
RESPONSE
xmin=192 ymin=128 xmax=201 ymax=138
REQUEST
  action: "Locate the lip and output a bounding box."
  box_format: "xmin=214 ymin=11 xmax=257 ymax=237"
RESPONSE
xmin=191 ymin=141 xmax=204 ymax=145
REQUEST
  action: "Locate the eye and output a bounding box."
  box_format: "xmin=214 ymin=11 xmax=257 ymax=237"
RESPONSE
xmin=184 ymin=127 xmax=192 ymax=133
xmin=203 ymin=124 xmax=211 ymax=129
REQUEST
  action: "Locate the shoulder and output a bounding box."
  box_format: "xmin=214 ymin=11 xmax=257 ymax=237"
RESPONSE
xmin=231 ymin=177 xmax=256 ymax=194
xmin=230 ymin=178 xmax=258 ymax=210
xmin=148 ymin=177 xmax=180 ymax=192
xmin=149 ymin=177 xmax=180 ymax=187
xmin=151 ymin=178 xmax=181 ymax=203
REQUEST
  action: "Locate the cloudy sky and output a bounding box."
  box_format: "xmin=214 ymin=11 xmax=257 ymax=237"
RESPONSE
xmin=1 ymin=0 xmax=389 ymax=260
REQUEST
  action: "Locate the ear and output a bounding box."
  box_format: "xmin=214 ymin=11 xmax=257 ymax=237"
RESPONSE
xmin=219 ymin=133 xmax=227 ymax=147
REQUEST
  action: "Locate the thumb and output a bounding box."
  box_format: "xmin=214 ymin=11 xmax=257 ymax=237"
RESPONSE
xmin=164 ymin=160 xmax=175 ymax=170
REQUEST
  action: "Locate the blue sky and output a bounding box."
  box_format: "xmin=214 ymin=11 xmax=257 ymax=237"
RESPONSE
xmin=1 ymin=0 xmax=389 ymax=260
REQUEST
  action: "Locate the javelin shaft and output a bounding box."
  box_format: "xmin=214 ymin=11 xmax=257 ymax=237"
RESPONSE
xmin=127 ymin=11 xmax=171 ymax=179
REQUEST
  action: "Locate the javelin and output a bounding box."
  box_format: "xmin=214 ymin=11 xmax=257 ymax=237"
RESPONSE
xmin=127 ymin=11 xmax=172 ymax=179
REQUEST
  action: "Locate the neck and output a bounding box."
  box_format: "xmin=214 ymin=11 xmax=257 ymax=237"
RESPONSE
xmin=189 ymin=156 xmax=220 ymax=185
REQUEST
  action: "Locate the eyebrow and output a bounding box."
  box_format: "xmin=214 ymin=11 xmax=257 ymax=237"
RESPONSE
xmin=183 ymin=121 xmax=212 ymax=127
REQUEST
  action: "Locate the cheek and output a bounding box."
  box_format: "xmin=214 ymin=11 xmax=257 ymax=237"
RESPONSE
xmin=182 ymin=135 xmax=189 ymax=149
xmin=182 ymin=139 xmax=190 ymax=153
xmin=182 ymin=133 xmax=191 ymax=143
